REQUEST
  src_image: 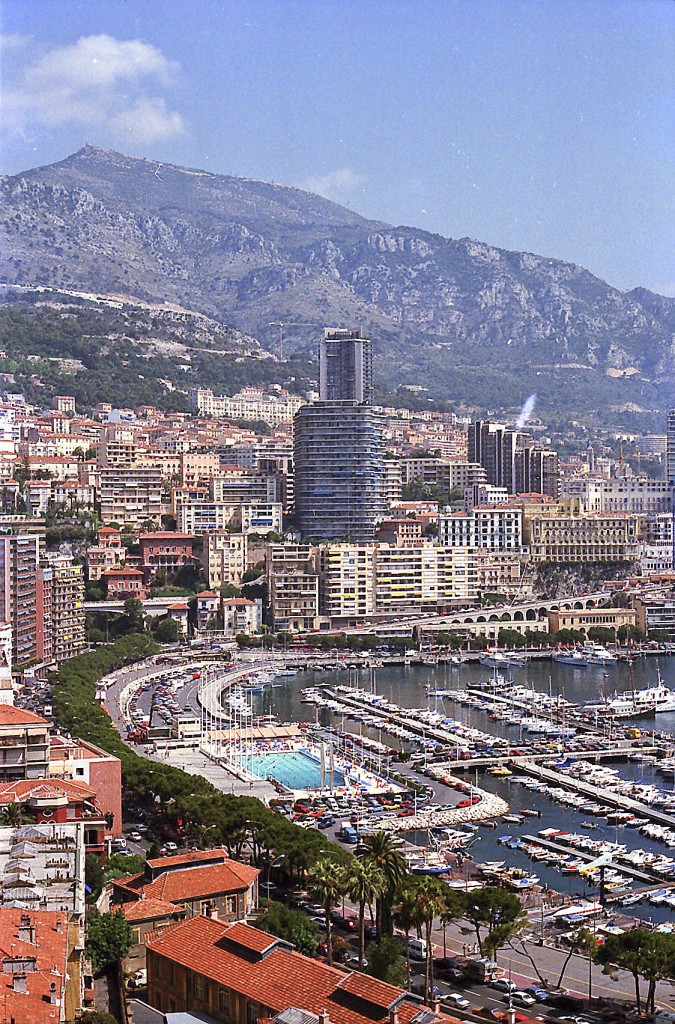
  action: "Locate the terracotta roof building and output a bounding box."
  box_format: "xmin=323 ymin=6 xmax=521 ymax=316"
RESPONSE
xmin=111 ymin=849 xmax=258 ymax=971
xmin=147 ymin=915 xmax=460 ymax=1024
xmin=0 ymin=908 xmax=70 ymax=1024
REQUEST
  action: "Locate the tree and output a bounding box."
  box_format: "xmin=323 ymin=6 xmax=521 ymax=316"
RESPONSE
xmin=361 ymin=832 xmax=406 ymax=939
xmin=85 ymin=908 xmax=132 ymax=970
xmin=122 ymin=598 xmax=145 ymax=634
xmin=461 ymin=887 xmax=525 ymax=960
xmin=308 ymin=857 xmax=346 ymax=966
xmin=587 ymin=626 xmax=616 ymax=644
xmin=347 ymin=858 xmax=386 ymax=967
xmin=0 ymin=803 xmax=24 ymax=827
xmin=596 ymin=928 xmax=675 ymax=1016
xmin=256 ymin=901 xmax=318 ymax=957
xmin=151 ymin=617 xmax=179 ymax=643
xmin=85 ymin=853 xmax=105 ymax=903
xmin=408 ymin=875 xmax=448 ymax=1003
xmin=618 ymin=624 xmax=646 ymax=644
xmin=393 ymin=880 xmax=419 ymax=982
xmin=366 ymin=936 xmax=407 ymax=987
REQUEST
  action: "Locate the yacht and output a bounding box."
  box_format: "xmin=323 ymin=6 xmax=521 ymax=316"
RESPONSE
xmin=553 ymin=649 xmax=588 ymax=667
xmin=584 ymin=681 xmax=675 ymax=718
xmin=580 ymin=643 xmax=618 ymax=665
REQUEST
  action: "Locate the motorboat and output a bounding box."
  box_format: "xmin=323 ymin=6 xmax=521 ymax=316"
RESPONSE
xmin=553 ymin=649 xmax=588 ymax=667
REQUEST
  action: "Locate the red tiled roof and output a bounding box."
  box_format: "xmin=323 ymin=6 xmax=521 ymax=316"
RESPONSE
xmin=0 ymin=705 xmax=48 ymax=726
xmin=0 ymin=778 xmax=96 ymax=804
xmin=121 ymin=897 xmax=182 ymax=923
xmin=130 ymin=862 xmax=258 ymax=904
xmin=222 ymin=920 xmax=277 ymax=953
xmin=146 ymin=849 xmax=225 ymax=872
xmin=148 ymin=916 xmax=460 ymax=1024
xmin=195 ymin=590 xmax=218 ymax=598
xmin=0 ymin=908 xmax=68 ymax=1024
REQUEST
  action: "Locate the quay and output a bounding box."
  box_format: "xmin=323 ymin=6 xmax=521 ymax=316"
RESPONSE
xmin=517 ymin=760 xmax=675 ymax=831
xmin=521 ymin=833 xmax=660 ymax=887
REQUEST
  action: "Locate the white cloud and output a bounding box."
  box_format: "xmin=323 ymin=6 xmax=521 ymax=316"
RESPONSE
xmin=301 ymin=167 xmax=366 ymax=201
xmin=2 ymin=34 xmax=186 ymax=144
xmin=110 ymin=97 xmax=186 ymax=144
xmin=0 ymin=34 xmax=29 ymax=51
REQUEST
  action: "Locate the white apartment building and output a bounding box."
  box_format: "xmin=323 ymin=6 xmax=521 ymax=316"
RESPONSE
xmin=188 ymin=387 xmax=305 ymax=425
xmin=439 ymin=506 xmax=523 ymax=550
xmin=204 ymin=532 xmax=248 ymax=589
xmin=177 ymin=498 xmax=282 ymax=536
xmin=561 ymin=475 xmax=672 ymax=514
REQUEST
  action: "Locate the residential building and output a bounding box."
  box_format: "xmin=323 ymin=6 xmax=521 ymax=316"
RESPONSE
xmin=266 ymin=545 xmax=321 ymax=632
xmin=98 ymin=464 xmax=164 ymax=527
xmin=638 ymin=513 xmax=673 ymax=573
xmin=0 ymin=823 xmax=86 ymax=1018
xmin=0 ymin=532 xmax=40 ymax=668
xmin=138 ymin=532 xmax=194 ymax=579
xmin=515 ymin=444 xmax=560 ymax=498
xmin=222 ymin=598 xmax=262 ymax=635
xmin=146 ymin=914 xmax=452 ymax=1024
xmin=52 ymin=395 xmax=76 ymax=413
xmin=372 ymin=543 xmax=476 ymax=613
xmin=86 ymin=526 xmax=126 ymax=581
xmin=294 ymin=401 xmax=385 ymax=542
xmin=0 ymin=908 xmax=70 ymax=1024
xmin=45 ymin=556 xmax=85 ymax=664
xmin=319 ymin=328 xmax=373 ymax=403
xmin=188 ymin=387 xmax=304 ymax=425
xmin=438 ymin=506 xmax=523 ymax=550
xmin=0 ymin=778 xmax=107 ymax=859
xmin=319 ymin=545 xmax=376 ymax=620
xmin=382 ymin=458 xmax=403 ymax=507
xmin=49 ymin=734 xmax=123 ymax=835
xmin=0 ymin=622 xmax=12 ymax=704
xmin=525 ymin=510 xmax=639 ymax=563
xmin=468 ymin=420 xmax=518 ymax=492
xmin=0 ymin=705 xmax=50 ymax=781
xmin=400 ymin=457 xmax=487 ymax=494
xmin=634 ymin=596 xmax=675 ymax=637
xmin=176 ymin=497 xmax=282 ymax=536
xmin=195 ymin=591 xmax=220 ymax=630
xmin=204 ymin=532 xmax=248 ymax=590
xmin=102 ymin=567 xmax=147 ymax=599
xmin=97 ymin=425 xmax=136 ymax=467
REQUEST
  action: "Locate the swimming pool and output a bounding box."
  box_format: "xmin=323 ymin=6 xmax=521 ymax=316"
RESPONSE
xmin=248 ymin=750 xmax=345 ymax=790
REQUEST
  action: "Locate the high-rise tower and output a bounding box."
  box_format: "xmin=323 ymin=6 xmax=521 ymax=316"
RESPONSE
xmin=294 ymin=328 xmax=384 ymax=542
xmin=319 ymin=329 xmax=373 ymax=404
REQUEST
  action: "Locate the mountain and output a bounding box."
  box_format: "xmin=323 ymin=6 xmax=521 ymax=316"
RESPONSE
xmin=1 ymin=145 xmax=673 ymax=425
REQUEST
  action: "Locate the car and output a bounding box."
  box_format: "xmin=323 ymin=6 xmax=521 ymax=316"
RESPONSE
xmin=442 ymin=993 xmax=471 ymax=1010
xmin=364 ymin=925 xmax=377 ymax=941
xmin=409 ymin=981 xmax=443 ymax=998
xmin=310 ymin=915 xmax=327 ymax=928
xmin=306 ymin=904 xmax=324 ymax=916
xmin=164 ymin=841 xmax=178 ymax=852
xmin=524 ymin=986 xmax=549 ymax=1001
xmin=129 ymin=969 xmax=147 ymax=988
xmin=490 ymin=978 xmax=517 ymax=993
xmin=345 ymin=955 xmax=368 ymax=968
xmin=509 ymin=991 xmax=536 ymax=1008
xmin=545 ymin=993 xmax=584 ymax=1011
xmin=127 ymin=831 xmax=143 ymax=843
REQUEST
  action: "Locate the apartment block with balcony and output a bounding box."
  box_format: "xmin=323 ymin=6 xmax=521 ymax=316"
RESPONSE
xmin=0 ymin=532 xmax=41 ymax=668
xmin=266 ymin=544 xmax=322 ymax=632
xmin=438 ymin=506 xmax=523 ymax=550
xmin=525 ymin=510 xmax=639 ymax=563
xmin=0 ymin=705 xmax=50 ymax=781
xmin=205 ymin=531 xmax=248 ymax=589
xmin=319 ymin=545 xmax=375 ymax=621
xmin=98 ymin=465 xmax=164 ymax=528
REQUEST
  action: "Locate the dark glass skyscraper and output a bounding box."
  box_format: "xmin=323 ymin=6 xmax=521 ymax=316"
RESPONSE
xmin=319 ymin=329 xmax=373 ymax=404
xmin=294 ymin=329 xmax=384 ymax=542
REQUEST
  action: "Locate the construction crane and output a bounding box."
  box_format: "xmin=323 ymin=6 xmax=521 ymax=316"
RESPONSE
xmin=268 ymin=322 xmax=318 ymax=360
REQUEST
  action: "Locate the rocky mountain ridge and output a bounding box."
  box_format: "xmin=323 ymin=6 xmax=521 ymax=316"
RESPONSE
xmin=1 ymin=146 xmax=673 ymax=422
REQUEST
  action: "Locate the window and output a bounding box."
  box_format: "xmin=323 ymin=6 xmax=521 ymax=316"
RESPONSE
xmin=219 ymin=989 xmax=230 ymax=1013
xmin=193 ymin=974 xmax=205 ymax=999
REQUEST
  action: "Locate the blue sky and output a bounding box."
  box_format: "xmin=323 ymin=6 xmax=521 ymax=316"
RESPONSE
xmin=2 ymin=0 xmax=673 ymax=293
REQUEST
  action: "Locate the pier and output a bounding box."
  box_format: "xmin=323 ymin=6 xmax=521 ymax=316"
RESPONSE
xmin=518 ymin=760 xmax=675 ymax=831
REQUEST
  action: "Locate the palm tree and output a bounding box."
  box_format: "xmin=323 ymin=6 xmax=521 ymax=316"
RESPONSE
xmin=347 ymin=858 xmax=386 ymax=967
xmin=410 ymin=875 xmax=448 ymax=1004
xmin=308 ymin=857 xmax=346 ymax=966
xmin=361 ymin=831 xmax=405 ymax=939
xmin=393 ymin=878 xmax=423 ymax=984
xmin=0 ymin=803 xmax=23 ymax=827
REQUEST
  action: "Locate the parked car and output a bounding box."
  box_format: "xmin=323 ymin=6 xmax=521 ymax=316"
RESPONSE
xmin=442 ymin=993 xmax=471 ymax=1010
xmin=491 ymin=978 xmax=517 ymax=993
xmin=509 ymin=991 xmax=536 ymax=1008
